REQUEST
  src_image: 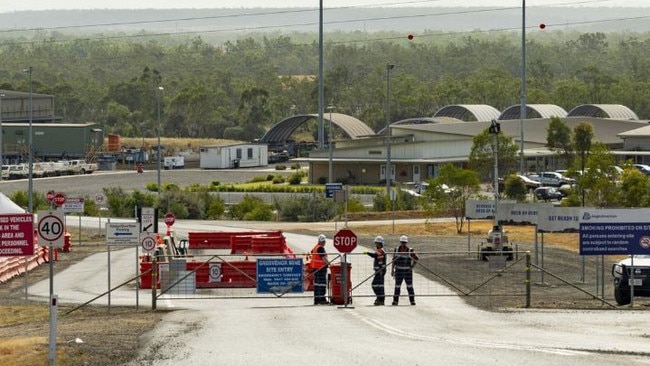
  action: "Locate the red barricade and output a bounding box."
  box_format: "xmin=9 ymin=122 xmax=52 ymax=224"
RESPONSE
xmin=329 ymin=263 xmax=352 ymax=305
xmin=188 ymin=231 xmax=283 ymax=250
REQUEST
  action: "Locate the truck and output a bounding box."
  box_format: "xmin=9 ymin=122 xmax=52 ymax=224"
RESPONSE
xmin=479 ymin=225 xmax=514 ymax=261
xmin=611 ymin=255 xmax=650 ymax=305
xmin=164 ymin=156 xmax=185 ymax=169
xmin=59 ymin=159 xmax=97 ymax=174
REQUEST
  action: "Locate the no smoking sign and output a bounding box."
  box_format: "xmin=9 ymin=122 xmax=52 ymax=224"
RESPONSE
xmin=37 ymin=210 xmax=65 ymax=248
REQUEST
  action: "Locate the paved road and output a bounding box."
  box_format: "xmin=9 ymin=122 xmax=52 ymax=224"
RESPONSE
xmin=25 ymin=218 xmax=650 ymax=366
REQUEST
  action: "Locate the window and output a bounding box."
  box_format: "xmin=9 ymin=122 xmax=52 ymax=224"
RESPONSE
xmin=236 ymin=148 xmax=242 ymax=159
xmin=247 ymin=148 xmax=253 ymax=159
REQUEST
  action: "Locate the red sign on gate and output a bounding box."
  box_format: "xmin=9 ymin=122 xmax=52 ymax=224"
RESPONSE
xmin=333 ymin=229 xmax=357 ymax=253
xmin=53 ymin=193 xmax=66 ymax=207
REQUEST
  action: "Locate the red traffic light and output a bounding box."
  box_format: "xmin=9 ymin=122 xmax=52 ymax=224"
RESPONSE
xmin=539 ymin=23 xmax=546 ymax=30
xmin=407 ymin=34 xmax=414 ymax=40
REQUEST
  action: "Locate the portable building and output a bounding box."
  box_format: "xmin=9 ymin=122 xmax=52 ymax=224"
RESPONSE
xmin=199 ymin=143 xmax=268 ymax=169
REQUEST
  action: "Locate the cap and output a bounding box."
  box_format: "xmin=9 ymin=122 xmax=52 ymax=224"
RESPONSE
xmin=318 ymin=234 xmax=326 ymax=243
xmin=399 ymin=235 xmax=408 ymax=243
xmin=374 ymin=236 xmax=384 ymax=245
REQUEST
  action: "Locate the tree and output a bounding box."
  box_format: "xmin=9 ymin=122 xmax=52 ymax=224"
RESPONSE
xmin=577 ymin=143 xmax=620 ymax=207
xmin=468 ymin=127 xmax=519 ymax=181
xmin=619 ymin=168 xmax=650 ymax=207
xmin=546 ymin=117 xmax=573 ymax=167
xmin=421 ymin=164 xmax=480 ymax=233
xmin=503 ymin=175 xmax=527 ymax=202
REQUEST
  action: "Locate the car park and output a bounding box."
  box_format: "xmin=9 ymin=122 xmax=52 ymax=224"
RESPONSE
xmin=534 ymin=186 xmax=563 ymax=201
xmin=612 ymin=255 xmax=650 ymax=305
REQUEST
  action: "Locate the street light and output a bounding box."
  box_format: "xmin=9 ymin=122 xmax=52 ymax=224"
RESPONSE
xmin=0 ymin=90 xmax=4 ymax=181
xmin=24 ymin=66 xmax=33 ymax=213
xmin=489 ymin=119 xmax=501 ymax=226
xmin=156 ymin=86 xmax=164 ymax=195
xmin=520 ymin=0 xmax=527 ymax=174
xmin=327 ymin=105 xmax=336 ymax=183
xmin=386 ymin=63 xmax=395 ymax=197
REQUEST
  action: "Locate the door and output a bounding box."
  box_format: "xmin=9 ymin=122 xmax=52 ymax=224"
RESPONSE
xmin=413 ymin=165 xmax=421 ymax=183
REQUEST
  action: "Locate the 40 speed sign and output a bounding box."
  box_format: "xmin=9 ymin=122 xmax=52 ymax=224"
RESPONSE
xmin=37 ymin=210 xmax=65 ymax=248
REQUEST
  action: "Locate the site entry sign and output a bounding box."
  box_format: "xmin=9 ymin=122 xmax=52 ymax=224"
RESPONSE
xmin=256 ymin=258 xmax=303 ymax=294
xmin=579 ymin=209 xmax=650 ymax=255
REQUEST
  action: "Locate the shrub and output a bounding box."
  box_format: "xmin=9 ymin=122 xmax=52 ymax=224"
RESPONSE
xmin=275 ymin=194 xmax=336 ymax=222
xmin=272 ymin=175 xmax=285 ymax=184
xmin=288 ymin=172 xmax=302 ymax=185
xmin=275 ymin=165 xmax=287 ymax=170
xmin=249 ymin=175 xmax=268 ymax=183
xmin=291 ymin=163 xmax=301 ymax=170
xmin=229 ymin=195 xmax=273 ymax=221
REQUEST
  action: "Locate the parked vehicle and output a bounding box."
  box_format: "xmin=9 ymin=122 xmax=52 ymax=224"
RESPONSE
xmin=534 ymin=186 xmax=563 ymax=201
xmin=536 ymin=172 xmax=575 ymax=187
xmin=612 ymin=255 xmax=650 ymax=305
xmin=632 ymin=164 xmax=650 ymax=175
xmin=8 ymin=164 xmax=28 ymax=180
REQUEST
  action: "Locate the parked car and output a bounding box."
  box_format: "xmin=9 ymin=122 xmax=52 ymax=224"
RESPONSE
xmin=536 ymin=172 xmax=575 ymax=187
xmin=534 ymin=186 xmax=563 ymax=201
xmin=517 ymin=174 xmax=541 ymax=191
xmin=632 ymin=164 xmax=650 ymax=175
xmin=612 ymin=255 xmax=650 ymax=305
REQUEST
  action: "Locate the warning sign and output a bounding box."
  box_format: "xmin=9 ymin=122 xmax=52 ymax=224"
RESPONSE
xmin=0 ymin=214 xmax=35 ymax=256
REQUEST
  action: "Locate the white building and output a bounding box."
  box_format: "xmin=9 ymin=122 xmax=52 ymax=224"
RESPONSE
xmin=199 ymin=143 xmax=268 ymax=169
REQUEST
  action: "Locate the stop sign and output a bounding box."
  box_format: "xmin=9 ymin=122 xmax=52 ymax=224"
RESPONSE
xmin=164 ymin=212 xmax=176 ymax=226
xmin=333 ymin=229 xmax=357 ymax=253
xmin=46 ymin=190 xmax=55 ymax=203
xmin=53 ymin=193 xmax=66 ymax=207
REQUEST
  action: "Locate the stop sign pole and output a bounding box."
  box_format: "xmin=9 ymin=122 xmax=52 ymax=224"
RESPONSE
xmin=333 ymin=228 xmax=357 ymax=309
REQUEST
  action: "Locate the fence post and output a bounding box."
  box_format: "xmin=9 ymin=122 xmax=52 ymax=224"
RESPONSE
xmin=151 ymin=257 xmax=157 ymax=310
xmin=525 ymin=252 xmax=531 ymax=308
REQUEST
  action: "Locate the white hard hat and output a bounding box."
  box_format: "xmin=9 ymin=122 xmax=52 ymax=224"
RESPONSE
xmin=399 ymin=235 xmax=408 ymax=243
xmin=318 ymin=234 xmax=326 ymax=243
xmin=374 ymin=236 xmax=384 ymax=245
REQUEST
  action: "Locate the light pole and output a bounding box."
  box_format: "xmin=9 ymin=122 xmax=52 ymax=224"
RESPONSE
xmin=317 ymin=0 xmax=324 ymax=149
xmin=520 ymin=0 xmax=527 ymax=174
xmin=327 ymin=105 xmax=336 ymax=183
xmin=0 ymin=91 xmax=4 ymax=181
xmin=386 ymin=63 xmax=395 ymax=197
xmin=489 ymin=119 xmax=501 ymax=226
xmin=156 ymin=86 xmax=164 ymax=195
xmin=25 ymin=67 xmax=33 ymax=213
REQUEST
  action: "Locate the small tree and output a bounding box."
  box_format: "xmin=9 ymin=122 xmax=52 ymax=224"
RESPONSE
xmin=468 ymin=127 xmax=519 ymax=181
xmin=422 ymin=164 xmax=480 ymax=233
xmin=503 ymin=175 xmax=527 ymax=202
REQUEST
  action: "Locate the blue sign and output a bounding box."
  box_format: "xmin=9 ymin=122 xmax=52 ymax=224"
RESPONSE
xmin=579 ymin=209 xmax=650 ymax=255
xmin=325 ymin=183 xmax=343 ymax=198
xmin=256 ymin=258 xmax=303 ymax=294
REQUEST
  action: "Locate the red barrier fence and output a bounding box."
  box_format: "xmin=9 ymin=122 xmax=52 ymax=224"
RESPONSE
xmin=188 ymin=231 xmax=283 ymax=250
xmin=0 ymin=245 xmax=50 ymax=283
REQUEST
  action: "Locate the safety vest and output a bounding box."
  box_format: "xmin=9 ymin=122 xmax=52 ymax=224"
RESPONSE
xmin=394 ymin=246 xmax=414 ymax=270
xmin=310 ymin=244 xmax=327 ymax=270
xmin=374 ymin=248 xmax=386 ymax=270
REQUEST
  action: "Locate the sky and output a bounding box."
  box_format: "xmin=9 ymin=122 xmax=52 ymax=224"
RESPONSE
xmin=1 ymin=0 xmax=649 ymax=13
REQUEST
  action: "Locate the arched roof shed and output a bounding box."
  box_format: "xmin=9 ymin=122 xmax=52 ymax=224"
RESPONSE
xmin=567 ymin=104 xmax=639 ymax=120
xmin=498 ymin=104 xmax=568 ymax=120
xmin=433 ymin=104 xmax=501 ymax=122
xmin=259 ymin=113 xmax=375 ymax=144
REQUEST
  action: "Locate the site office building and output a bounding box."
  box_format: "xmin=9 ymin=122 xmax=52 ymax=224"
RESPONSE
xmin=199 ymin=143 xmax=268 ymax=169
xmin=0 ymin=90 xmax=103 ymax=162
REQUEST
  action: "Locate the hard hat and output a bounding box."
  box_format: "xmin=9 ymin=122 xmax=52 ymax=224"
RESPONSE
xmin=399 ymin=235 xmax=408 ymax=243
xmin=374 ymin=236 xmax=384 ymax=246
xmin=318 ymin=234 xmax=326 ymax=243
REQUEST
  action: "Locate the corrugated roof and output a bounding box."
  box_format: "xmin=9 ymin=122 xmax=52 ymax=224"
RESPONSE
xmin=567 ymin=104 xmax=639 ymax=120
xmin=259 ymin=113 xmax=375 ymax=144
xmin=433 ymin=104 xmax=501 ymax=122
xmin=498 ymin=104 xmax=568 ymax=120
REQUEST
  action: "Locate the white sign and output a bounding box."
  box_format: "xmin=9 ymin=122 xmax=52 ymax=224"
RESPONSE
xmin=537 ymin=206 xmax=581 ymax=232
xmin=94 ymin=193 xmax=106 ymax=206
xmin=141 ymin=207 xmax=155 ymax=233
xmin=37 ymin=210 xmax=65 ymax=248
xmin=209 ymin=263 xmax=222 ymax=283
xmin=141 ymin=234 xmax=157 ymax=253
xmin=106 ymin=222 xmax=139 ymax=246
xmin=62 ymin=197 xmax=84 ymax=213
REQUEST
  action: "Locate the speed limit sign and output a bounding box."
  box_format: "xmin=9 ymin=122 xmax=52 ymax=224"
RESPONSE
xmin=37 ymin=210 xmax=65 ymax=248
xmin=141 ymin=234 xmax=157 ymax=253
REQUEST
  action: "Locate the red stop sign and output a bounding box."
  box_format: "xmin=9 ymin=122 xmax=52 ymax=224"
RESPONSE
xmin=333 ymin=229 xmax=357 ymax=253
xmin=46 ymin=190 xmax=55 ymax=203
xmin=164 ymin=212 xmax=176 ymax=226
xmin=53 ymin=193 xmax=66 ymax=207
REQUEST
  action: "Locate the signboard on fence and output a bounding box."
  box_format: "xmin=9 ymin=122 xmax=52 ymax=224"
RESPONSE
xmin=62 ymin=197 xmax=85 ymax=213
xmin=537 ymin=206 xmax=580 ymax=233
xmin=579 ymin=208 xmax=650 ymax=256
xmin=256 ymin=258 xmax=303 ymax=294
xmin=106 ymin=223 xmax=140 ymax=246
xmin=0 ymin=213 xmax=34 ymax=256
